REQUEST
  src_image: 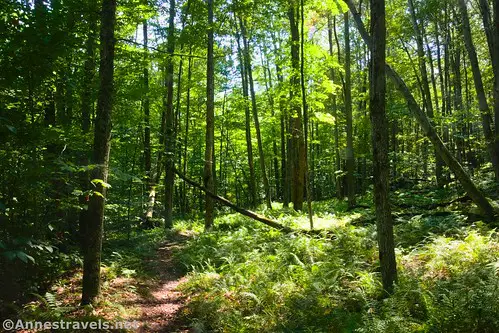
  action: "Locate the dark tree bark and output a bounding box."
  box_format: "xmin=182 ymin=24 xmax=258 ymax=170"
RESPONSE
xmin=451 ymin=47 xmax=466 ymax=162
xmin=142 ymin=12 xmax=156 ymax=226
xmin=240 ymin=17 xmax=272 ymax=209
xmin=288 ymin=0 xmax=306 ymax=211
xmin=370 ymin=0 xmax=397 ymax=294
xmin=81 ymin=0 xmax=116 ymax=305
xmin=477 ymin=0 xmax=499 ymax=167
xmin=78 ymin=0 xmax=97 ymax=250
xmin=408 ymin=0 xmax=443 ymax=185
xmin=181 ymin=48 xmax=193 ymax=215
xmin=270 ymin=31 xmax=290 ymax=207
xmin=346 ymin=0 xmax=496 ymax=220
xmin=235 ymin=26 xmax=257 ymax=208
xmin=204 ymin=0 xmax=215 ymax=230
xmin=458 ymin=0 xmax=499 ymax=180
xmin=344 ymin=12 xmax=356 ymax=209
xmin=260 ymin=49 xmax=281 ymax=200
xmin=143 ymin=18 xmax=151 ymax=179
xmin=494 ymin=0 xmax=499 ymax=167
xmin=300 ymin=0 xmax=313 ymax=228
xmin=164 ymin=0 xmax=176 ymax=229
xmin=328 ymin=15 xmax=342 ymax=199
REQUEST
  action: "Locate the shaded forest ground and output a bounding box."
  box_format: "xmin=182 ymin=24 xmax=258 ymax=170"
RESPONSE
xmin=10 ymin=177 xmax=499 ymax=332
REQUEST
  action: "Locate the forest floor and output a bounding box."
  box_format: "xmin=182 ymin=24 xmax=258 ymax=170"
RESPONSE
xmin=16 ymin=229 xmax=196 ymax=332
xmin=135 ymin=233 xmax=191 ymax=332
xmin=14 ymin=177 xmax=499 ymax=332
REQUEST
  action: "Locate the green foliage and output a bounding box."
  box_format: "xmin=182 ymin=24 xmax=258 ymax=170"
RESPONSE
xmin=175 ymin=213 xmax=377 ymax=332
xmin=24 ymin=292 xmax=77 ymax=321
xmin=172 ymin=212 xmax=499 ymax=333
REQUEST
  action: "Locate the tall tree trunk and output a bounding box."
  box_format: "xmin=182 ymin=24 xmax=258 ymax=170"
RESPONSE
xmin=78 ymin=0 xmax=97 ymax=250
xmin=164 ymin=0 xmax=176 ymax=229
xmin=288 ymin=0 xmax=306 ymax=211
xmin=182 ymin=49 xmax=193 ymax=215
xmin=477 ymin=0 xmax=499 ymax=167
xmin=300 ymin=0 xmax=313 ymax=228
xmin=344 ymin=12 xmax=356 ymax=208
xmin=452 ymin=47 xmax=465 ymax=162
xmin=429 ymin=28 xmax=445 ymax=184
xmin=328 ymin=15 xmax=342 ymax=199
xmin=271 ymin=34 xmax=290 ymax=207
xmin=494 ymin=0 xmax=499 ymax=169
xmin=458 ymin=0 xmax=499 ymax=180
xmin=142 ymin=13 xmax=156 ymax=226
xmin=345 ymin=0 xmax=496 ymax=219
xmin=235 ymin=27 xmax=257 ymax=208
xmin=204 ymin=0 xmax=215 ymax=230
xmin=143 ymin=16 xmax=151 ymax=182
xmin=240 ymin=18 xmax=272 ymax=209
xmin=408 ymin=0 xmax=442 ymax=185
xmin=370 ymin=0 xmax=397 ymax=294
xmin=261 ymin=50 xmax=281 ymax=200
xmin=81 ymin=0 xmax=116 ymax=305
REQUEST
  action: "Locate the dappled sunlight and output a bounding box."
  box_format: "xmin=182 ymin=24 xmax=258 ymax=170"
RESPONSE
xmin=170 ymin=210 xmax=499 ymax=332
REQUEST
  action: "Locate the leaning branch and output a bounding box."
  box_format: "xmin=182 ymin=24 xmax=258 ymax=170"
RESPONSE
xmin=345 ymin=0 xmax=496 ymax=220
xmin=173 ymin=168 xmax=294 ymax=233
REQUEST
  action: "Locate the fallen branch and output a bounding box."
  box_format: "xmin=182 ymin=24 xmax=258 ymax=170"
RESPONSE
xmin=173 ymin=168 xmax=294 ymax=233
xmin=351 ymin=211 xmax=455 ymax=226
xmin=394 ymin=195 xmax=471 ymax=210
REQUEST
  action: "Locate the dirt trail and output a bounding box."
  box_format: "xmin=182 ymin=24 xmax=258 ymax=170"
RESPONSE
xmin=136 ymin=234 xmax=191 ymax=333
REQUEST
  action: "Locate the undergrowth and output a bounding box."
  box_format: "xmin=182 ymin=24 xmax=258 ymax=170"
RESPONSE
xmin=174 ymin=202 xmax=499 ymax=333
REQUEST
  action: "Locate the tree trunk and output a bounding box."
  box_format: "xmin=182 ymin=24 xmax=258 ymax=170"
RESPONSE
xmin=261 ymin=50 xmax=281 ymax=201
xmin=494 ymin=0 xmax=499 ymax=169
xmin=458 ymin=0 xmax=499 ymax=180
xmin=370 ymin=0 xmax=397 ymax=294
xmin=204 ymin=0 xmax=215 ymax=230
xmin=142 ymin=13 xmax=156 ymax=226
xmin=81 ymin=0 xmax=116 ymax=305
xmin=271 ymin=36 xmax=290 ymax=207
xmin=174 ymin=168 xmax=293 ymax=233
xmin=181 ymin=48 xmax=193 ymax=215
xmin=143 ymin=16 xmax=151 ymax=183
xmin=163 ymin=0 xmax=176 ymax=229
xmin=288 ymin=0 xmax=306 ymax=211
xmin=477 ymin=0 xmax=499 ymax=167
xmin=328 ymin=15 xmax=342 ymax=199
xmin=346 ymin=0 xmax=496 ymax=220
xmin=344 ymin=12 xmax=356 ymax=208
xmin=78 ymin=0 xmax=97 ymax=250
xmin=240 ymin=18 xmax=272 ymax=209
xmin=235 ymin=27 xmax=257 ymax=208
xmin=300 ymin=0 xmax=313 ymax=228
xmin=408 ymin=0 xmax=442 ymax=185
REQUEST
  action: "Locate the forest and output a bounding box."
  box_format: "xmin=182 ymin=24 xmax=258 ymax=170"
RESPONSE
xmin=1 ymin=0 xmax=499 ymax=331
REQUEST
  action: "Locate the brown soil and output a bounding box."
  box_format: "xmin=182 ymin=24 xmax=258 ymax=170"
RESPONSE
xmin=135 ymin=233 xmax=191 ymax=333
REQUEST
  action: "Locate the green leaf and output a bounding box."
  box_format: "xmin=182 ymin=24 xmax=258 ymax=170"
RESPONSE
xmin=91 ymin=179 xmax=112 ymax=188
xmin=15 ymin=251 xmax=35 ymax=264
xmin=93 ymin=191 xmax=104 ymax=198
xmin=5 ymin=125 xmax=16 ymax=134
xmin=314 ymin=112 xmax=336 ymax=125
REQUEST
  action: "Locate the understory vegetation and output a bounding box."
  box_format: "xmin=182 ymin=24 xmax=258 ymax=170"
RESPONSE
xmin=174 ymin=198 xmax=499 ymax=332
xmin=10 ymin=182 xmax=499 ymax=332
